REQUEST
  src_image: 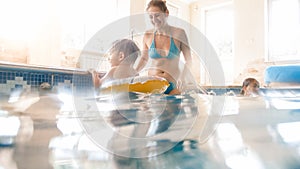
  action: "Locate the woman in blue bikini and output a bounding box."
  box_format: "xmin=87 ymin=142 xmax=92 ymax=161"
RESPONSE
xmin=136 ymin=0 xmax=192 ymax=95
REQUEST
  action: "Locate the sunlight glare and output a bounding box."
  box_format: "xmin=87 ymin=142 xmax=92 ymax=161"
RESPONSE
xmin=269 ymin=98 xmax=300 ymax=110
xmin=0 ymin=0 xmax=47 ymax=42
xmin=216 ymin=123 xmax=244 ymax=152
xmin=277 ymin=122 xmax=300 ymax=144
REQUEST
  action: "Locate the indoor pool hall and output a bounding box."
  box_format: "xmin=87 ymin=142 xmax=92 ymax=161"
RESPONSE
xmin=1 ymin=0 xmax=300 ymax=168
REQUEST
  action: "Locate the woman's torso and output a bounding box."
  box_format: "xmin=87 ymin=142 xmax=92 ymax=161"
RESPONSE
xmin=145 ymin=27 xmax=182 ymax=83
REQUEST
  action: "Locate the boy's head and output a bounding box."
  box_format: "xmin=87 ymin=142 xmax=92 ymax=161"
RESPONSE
xmin=108 ymin=39 xmax=140 ymax=66
xmin=241 ymin=77 xmax=260 ymax=96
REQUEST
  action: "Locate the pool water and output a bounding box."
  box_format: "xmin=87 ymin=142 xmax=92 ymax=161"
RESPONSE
xmin=1 ymin=88 xmax=300 ymax=169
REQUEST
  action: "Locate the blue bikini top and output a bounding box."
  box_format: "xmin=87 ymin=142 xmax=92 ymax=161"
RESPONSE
xmin=148 ymin=32 xmax=180 ymax=59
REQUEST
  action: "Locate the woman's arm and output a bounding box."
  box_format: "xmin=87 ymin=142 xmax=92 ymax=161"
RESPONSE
xmin=180 ymin=29 xmax=192 ymax=65
xmin=178 ymin=29 xmax=197 ymax=90
xmin=135 ymin=32 xmax=151 ymax=73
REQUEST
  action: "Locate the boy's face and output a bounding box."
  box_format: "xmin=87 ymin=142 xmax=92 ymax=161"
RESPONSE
xmin=244 ymin=82 xmax=259 ymax=96
xmin=109 ymin=51 xmax=125 ymax=67
xmin=109 ymin=51 xmax=120 ymax=67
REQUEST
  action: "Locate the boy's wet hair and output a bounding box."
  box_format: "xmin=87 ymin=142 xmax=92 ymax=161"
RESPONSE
xmin=240 ymin=77 xmax=260 ymax=95
xmin=109 ymin=39 xmax=140 ymax=64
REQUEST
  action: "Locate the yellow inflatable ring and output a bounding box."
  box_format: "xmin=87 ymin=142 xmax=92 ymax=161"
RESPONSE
xmin=100 ymin=76 xmax=170 ymax=94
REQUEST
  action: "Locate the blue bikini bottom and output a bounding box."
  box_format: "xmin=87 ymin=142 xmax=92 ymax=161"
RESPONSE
xmin=164 ymin=82 xmax=176 ymax=94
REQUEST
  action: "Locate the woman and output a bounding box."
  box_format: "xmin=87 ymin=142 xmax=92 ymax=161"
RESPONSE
xmin=136 ymin=0 xmax=192 ymax=95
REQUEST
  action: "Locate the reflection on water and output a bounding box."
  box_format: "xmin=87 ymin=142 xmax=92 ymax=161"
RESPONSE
xmin=0 ymin=116 xmax=20 ymax=146
xmin=266 ymin=98 xmax=300 ymax=110
xmin=1 ymin=88 xmax=300 ymax=168
xmin=215 ymin=123 xmax=265 ymax=169
xmin=47 ymin=91 xmax=225 ymax=168
xmin=276 ymin=122 xmax=300 ymax=144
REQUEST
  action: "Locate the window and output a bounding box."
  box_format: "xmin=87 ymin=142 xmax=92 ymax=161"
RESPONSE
xmin=202 ymin=2 xmax=234 ymax=85
xmin=0 ymin=0 xmax=129 ymax=68
xmin=60 ymin=0 xmax=129 ymax=52
xmin=60 ymin=0 xmax=130 ymax=69
xmin=267 ymin=0 xmax=300 ymax=61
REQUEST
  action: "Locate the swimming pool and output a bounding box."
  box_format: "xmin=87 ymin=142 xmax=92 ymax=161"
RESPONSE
xmin=1 ymin=63 xmax=300 ymax=168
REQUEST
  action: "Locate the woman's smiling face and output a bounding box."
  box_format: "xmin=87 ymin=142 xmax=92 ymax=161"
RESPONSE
xmin=147 ymin=6 xmax=168 ymax=30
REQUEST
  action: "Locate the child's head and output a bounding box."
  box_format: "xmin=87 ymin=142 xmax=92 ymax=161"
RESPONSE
xmin=108 ymin=39 xmax=140 ymax=67
xmin=240 ymin=77 xmax=260 ymax=96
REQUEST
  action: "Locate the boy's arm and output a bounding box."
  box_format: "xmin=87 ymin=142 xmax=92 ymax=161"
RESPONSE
xmin=92 ymin=68 xmax=116 ymax=88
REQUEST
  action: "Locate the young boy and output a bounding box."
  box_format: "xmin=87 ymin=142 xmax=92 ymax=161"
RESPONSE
xmin=240 ymin=77 xmax=260 ymax=96
xmin=92 ymin=39 xmax=140 ymax=88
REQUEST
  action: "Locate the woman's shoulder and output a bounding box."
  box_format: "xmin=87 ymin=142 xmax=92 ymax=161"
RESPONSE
xmin=144 ymin=29 xmax=155 ymax=36
xmin=143 ymin=29 xmax=155 ymax=43
xmin=170 ymin=26 xmax=186 ymax=34
xmin=169 ymin=26 xmax=187 ymax=43
xmin=170 ymin=26 xmax=186 ymax=39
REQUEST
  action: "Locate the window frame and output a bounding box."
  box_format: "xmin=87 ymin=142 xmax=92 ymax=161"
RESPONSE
xmin=265 ymin=0 xmax=300 ymax=62
xmin=200 ymin=1 xmax=234 ymax=85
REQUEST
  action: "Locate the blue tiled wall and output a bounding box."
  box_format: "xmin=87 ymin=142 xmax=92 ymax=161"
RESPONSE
xmin=0 ymin=64 xmax=92 ymax=94
xmin=0 ymin=63 xmax=244 ymax=95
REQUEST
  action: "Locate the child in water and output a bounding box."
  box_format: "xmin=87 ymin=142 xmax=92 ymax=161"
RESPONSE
xmin=92 ymin=39 xmax=140 ymax=88
xmin=240 ymin=77 xmax=260 ymax=96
